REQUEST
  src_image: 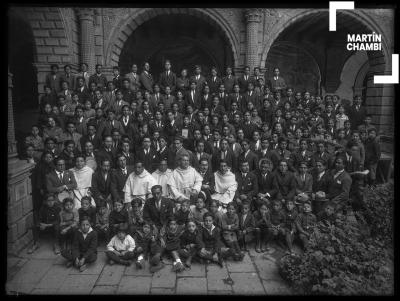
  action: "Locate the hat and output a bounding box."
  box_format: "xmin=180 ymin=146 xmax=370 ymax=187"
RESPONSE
xmin=315 ymin=191 xmax=328 ymax=202
xmin=295 ymin=193 xmax=310 ymax=204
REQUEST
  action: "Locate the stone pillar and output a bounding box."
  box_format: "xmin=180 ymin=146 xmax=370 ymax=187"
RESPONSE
xmin=76 ymin=8 xmax=96 ymax=74
xmin=244 ymin=9 xmax=262 ymax=72
xmin=8 ymin=70 xmax=35 ymax=255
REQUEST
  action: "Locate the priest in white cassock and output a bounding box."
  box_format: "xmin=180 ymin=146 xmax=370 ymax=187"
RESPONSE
xmin=123 ymin=161 xmax=157 ymax=209
xmin=211 ymin=160 xmax=237 ymax=212
xmin=167 ymin=154 xmax=203 ymax=203
xmin=151 ymin=159 xmax=173 ymax=199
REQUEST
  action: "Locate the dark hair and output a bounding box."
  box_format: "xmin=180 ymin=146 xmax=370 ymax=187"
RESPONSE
xmin=203 ymin=212 xmax=214 ymax=221
xmin=62 ymin=197 xmax=74 ymax=206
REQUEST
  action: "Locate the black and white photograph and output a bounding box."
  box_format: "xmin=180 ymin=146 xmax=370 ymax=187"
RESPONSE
xmin=6 ymin=2 xmax=396 ymax=295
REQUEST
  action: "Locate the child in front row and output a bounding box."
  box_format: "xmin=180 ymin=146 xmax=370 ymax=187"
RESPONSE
xmin=208 ymin=199 xmax=223 ymax=229
xmin=190 ymin=196 xmax=208 ymax=228
xmin=296 ymin=201 xmax=317 ymax=251
xmin=283 ymin=199 xmax=299 ymax=255
xmin=95 ymin=201 xmax=110 ymax=242
xmin=238 ymin=201 xmax=255 ymax=251
xmin=254 ymin=203 xmax=270 ymax=253
xmin=198 ymin=213 xmax=224 ymax=267
xmin=179 ymin=219 xmax=203 ymax=268
xmin=59 ymin=197 xmax=79 ymax=251
xmin=61 ymin=217 xmax=98 ymax=272
xmin=162 ymin=218 xmax=185 ymax=272
xmin=221 ymin=202 xmax=244 ymax=261
xmin=128 ymin=198 xmax=144 ymax=235
xmin=106 ymin=227 xmax=136 ymax=266
xmin=134 ymin=222 xmax=164 ymax=273
xmin=267 ymin=200 xmax=287 ymax=249
xmin=317 ymin=202 xmax=336 ymax=225
xmin=109 ymin=200 xmax=129 ymax=237
xmin=78 ymin=196 xmax=96 ymax=223
xmin=28 ymin=193 xmax=61 ymax=254
xmin=175 ymin=199 xmax=191 ymax=226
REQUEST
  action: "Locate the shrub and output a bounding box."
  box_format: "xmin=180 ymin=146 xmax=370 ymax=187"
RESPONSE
xmin=278 ymin=213 xmax=393 ymax=295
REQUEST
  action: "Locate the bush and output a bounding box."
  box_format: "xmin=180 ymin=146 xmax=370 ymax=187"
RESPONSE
xmin=278 ymin=213 xmax=393 ymax=295
xmin=360 ymin=183 xmax=393 ymax=247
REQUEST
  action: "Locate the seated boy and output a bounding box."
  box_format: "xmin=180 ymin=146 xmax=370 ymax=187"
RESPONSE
xmin=28 ymin=193 xmax=61 ymax=254
xmin=189 ymin=195 xmax=208 ymax=228
xmin=95 ymin=201 xmax=110 ymax=242
xmin=106 ymin=227 xmax=136 ymax=266
xmin=317 ymin=202 xmax=336 ymax=225
xmin=61 ymin=217 xmax=98 ymax=272
xmin=237 ymin=201 xmax=255 ymax=251
xmin=295 ymin=201 xmax=317 ymax=251
xmin=128 ymin=198 xmax=144 ymax=235
xmin=174 ymin=199 xmax=191 ymax=226
xmin=267 ymin=200 xmax=287 ymax=249
xmin=198 ymin=213 xmax=224 ymax=267
xmin=109 ymin=200 xmax=129 ymax=237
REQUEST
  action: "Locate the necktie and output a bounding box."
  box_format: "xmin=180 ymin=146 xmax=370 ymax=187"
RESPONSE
xmin=245 ymin=76 xmax=248 ymax=81
xmin=59 ymin=172 xmax=63 ymax=182
xmin=123 ymin=169 xmax=126 ymax=176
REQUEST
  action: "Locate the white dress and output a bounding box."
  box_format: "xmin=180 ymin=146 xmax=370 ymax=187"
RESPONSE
xmin=70 ymin=165 xmax=95 ymax=209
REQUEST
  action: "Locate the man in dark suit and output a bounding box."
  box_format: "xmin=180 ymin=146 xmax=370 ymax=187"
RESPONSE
xmin=267 ymin=67 xmax=286 ymax=93
xmin=157 ymin=136 xmax=174 ymax=169
xmin=197 ymin=158 xmax=215 ymax=206
xmin=110 ymin=154 xmax=134 ymax=202
xmin=185 ymin=81 xmax=201 ymax=112
xmin=216 ymin=83 xmax=230 ymax=111
xmin=193 ymin=140 xmax=213 ymax=171
xmin=212 ymin=138 xmax=236 ymax=172
xmin=46 ymin=157 xmax=77 ymax=202
xmin=237 ymin=66 xmax=253 ymax=93
xmin=112 ymin=66 xmax=123 ymax=90
xmin=237 ymin=139 xmax=259 ymax=172
xmin=158 ymin=60 xmax=177 ymax=94
xmin=311 ymin=141 xmax=334 ymax=170
xmin=139 ymin=62 xmax=154 ymax=93
xmin=80 ymin=124 xmax=102 ymax=151
xmin=91 ymin=159 xmax=112 ymax=206
xmin=228 ymin=84 xmax=244 ymax=114
xmin=291 ymin=139 xmax=313 ymax=171
xmin=189 ymin=65 xmax=207 ymax=94
xmin=96 ymin=109 xmax=125 ymax=139
xmin=208 ymin=67 xmax=222 ymax=95
xmin=256 ymin=137 xmax=274 ymax=162
xmin=235 ymin=161 xmax=259 ymax=209
xmin=188 ymin=129 xmax=213 ymax=155
xmin=348 ymin=95 xmax=367 ymax=130
xmin=143 ymin=185 xmax=174 ymax=229
xmin=241 ymin=112 xmax=258 ymax=140
xmin=96 ymin=135 xmax=118 ymax=168
xmin=119 ymin=105 xmax=138 ymax=142
xmin=75 ymin=76 xmax=90 ymax=103
xmin=273 ymin=160 xmax=296 ymax=202
xmin=222 ymin=66 xmax=237 ymax=94
xmin=135 ymin=136 xmax=158 ymax=173
xmin=255 ymin=158 xmax=277 ymax=207
xmin=60 ymin=64 xmax=76 ymax=91
xmin=89 ymin=64 xmax=108 ymax=91
xmin=326 ymin=157 xmax=352 ymax=212
xmin=46 ymin=64 xmax=62 ymax=93
xmin=270 ymin=137 xmax=293 ymax=171
xmin=125 ymin=63 xmax=141 ymax=95
xmin=242 ymin=82 xmax=261 ymax=111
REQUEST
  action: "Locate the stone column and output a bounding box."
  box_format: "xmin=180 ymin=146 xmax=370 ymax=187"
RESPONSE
xmin=244 ymin=9 xmax=263 ymax=72
xmin=76 ymin=8 xmax=96 ymax=74
xmin=8 ymin=69 xmax=35 ymax=255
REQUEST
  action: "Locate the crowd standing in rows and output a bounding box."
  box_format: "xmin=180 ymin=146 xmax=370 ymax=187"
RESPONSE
xmin=24 ymin=60 xmax=381 ymax=273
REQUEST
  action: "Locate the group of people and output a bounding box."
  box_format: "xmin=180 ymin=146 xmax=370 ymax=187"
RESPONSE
xmin=23 ymin=59 xmax=381 ymax=273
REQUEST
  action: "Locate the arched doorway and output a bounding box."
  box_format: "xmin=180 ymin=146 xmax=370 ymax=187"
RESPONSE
xmin=8 ymin=12 xmax=38 ymax=111
xmin=265 ymin=42 xmax=321 ymax=95
xmin=118 ymin=14 xmax=234 ymax=78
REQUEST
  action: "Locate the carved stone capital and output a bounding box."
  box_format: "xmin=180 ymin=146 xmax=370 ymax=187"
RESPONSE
xmin=75 ymin=8 xmax=95 ymax=21
xmin=244 ymin=9 xmax=263 ymax=23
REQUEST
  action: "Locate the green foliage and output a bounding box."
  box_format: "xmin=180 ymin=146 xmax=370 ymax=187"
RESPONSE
xmin=278 ymin=210 xmax=393 ymax=295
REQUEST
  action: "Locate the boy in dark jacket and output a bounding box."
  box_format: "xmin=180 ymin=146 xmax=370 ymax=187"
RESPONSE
xmin=28 ymin=193 xmax=61 ymax=254
xmin=364 ymin=128 xmax=381 ymax=186
xmin=253 ymin=203 xmax=270 ymax=253
xmin=237 ymin=201 xmax=255 ymax=251
xmin=78 ymin=196 xmax=96 ymax=224
xmin=109 ymin=200 xmax=129 ymax=237
xmin=179 ymin=219 xmax=203 ymax=267
xmin=267 ymin=200 xmax=287 ymax=249
xmin=296 ymin=201 xmax=317 ymax=251
xmin=61 ymin=217 xmax=98 ymax=272
xmin=283 ymin=199 xmax=298 ymax=255
xmin=198 ymin=213 xmax=224 ymax=267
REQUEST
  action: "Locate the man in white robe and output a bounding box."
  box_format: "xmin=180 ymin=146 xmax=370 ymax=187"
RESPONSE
xmin=211 ymin=160 xmax=237 ymax=212
xmin=151 ymin=159 xmax=173 ymax=198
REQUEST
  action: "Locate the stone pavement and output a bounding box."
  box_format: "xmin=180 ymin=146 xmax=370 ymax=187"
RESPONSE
xmin=6 ymin=238 xmax=296 ymax=295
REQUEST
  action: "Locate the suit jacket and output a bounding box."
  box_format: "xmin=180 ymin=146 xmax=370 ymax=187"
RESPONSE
xmin=119 ymin=115 xmax=138 ymax=141
xmin=71 ymin=229 xmax=98 ymax=260
xmin=193 ymin=152 xmax=213 ymax=171
xmin=157 ymin=146 xmax=175 ymax=169
xmin=46 ymin=169 xmax=77 ymax=194
xmin=326 ymin=170 xmax=352 ymax=204
xmin=294 ymin=172 xmax=313 ymax=195
xmin=189 ymin=75 xmax=207 ymax=93
xmin=312 ymin=170 xmax=331 ymax=193
xmin=228 ymin=93 xmax=244 ymax=112
xmin=270 ymin=149 xmax=293 ymax=171
xmin=103 ymin=90 xmax=117 ymax=106
xmin=135 ymin=147 xmax=158 ymax=173
xmin=46 ymin=72 xmax=62 ymax=93
xmin=243 ymin=91 xmax=261 ymax=111
xmin=91 ymin=171 xmax=112 ymax=203
xmin=238 ymin=212 xmax=256 ymax=231
xmin=159 ymin=71 xmax=177 ymax=93
xmin=256 ymin=170 xmax=277 ymax=197
xmin=112 ymin=75 xmax=124 ymax=90
xmin=75 ymin=86 xmax=90 ymax=103
xmin=348 ymin=105 xmax=367 ymax=130
xmin=237 ymin=75 xmax=253 ymax=93
xmin=215 ymin=92 xmax=230 ymax=111
xmin=207 ymin=76 xmax=222 ymax=95
xmin=125 ymin=72 xmax=141 ymax=93
xmin=60 ymin=73 xmax=76 ymax=90
xmin=241 ymin=122 xmax=259 ymax=140
xmin=185 ymin=90 xmax=201 ymax=111
xmin=211 ymin=149 xmax=237 ymax=172
xmin=96 ymin=147 xmax=118 ymax=168
xmin=273 ymin=171 xmax=296 ymax=201
xmin=235 ymin=171 xmax=258 ymax=199
xmin=76 ymin=71 xmax=90 ymax=88
xmin=143 ymin=197 xmax=174 ymax=228
xmin=291 ymin=150 xmax=314 ymax=170
xmin=89 ymin=74 xmax=108 ymax=91
xmin=267 ymin=76 xmax=287 ymax=92
xmin=96 ymin=119 xmax=125 ymax=139
xmin=139 ymin=71 xmax=154 ymax=93
xmin=222 ymin=75 xmax=237 ymax=94
xmin=110 ymin=166 xmax=133 ymax=201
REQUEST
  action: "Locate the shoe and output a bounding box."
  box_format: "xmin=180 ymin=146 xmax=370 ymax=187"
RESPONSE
xmin=176 ymin=261 xmax=185 ymax=272
xmin=53 ymin=244 xmax=61 ymax=255
xmin=79 ymin=264 xmax=87 ymax=272
xmin=136 ymin=258 xmax=145 ymax=269
xmin=149 ymin=262 xmax=164 ymax=273
xmin=66 ymin=261 xmax=73 ymax=268
xmin=109 ymin=260 xmax=114 ymax=265
xmin=27 ymin=243 xmax=39 ymax=254
xmin=184 ymin=257 xmax=192 ymax=268
xmin=217 ymin=256 xmax=224 ymax=268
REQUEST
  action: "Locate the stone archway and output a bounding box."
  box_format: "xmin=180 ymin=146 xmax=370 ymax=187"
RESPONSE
xmin=105 ymin=8 xmax=240 ymax=71
xmin=118 ymin=14 xmax=234 ymax=78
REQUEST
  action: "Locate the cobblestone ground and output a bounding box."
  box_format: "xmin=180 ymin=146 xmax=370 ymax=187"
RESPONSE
xmin=6 ymin=237 xmax=299 ymax=295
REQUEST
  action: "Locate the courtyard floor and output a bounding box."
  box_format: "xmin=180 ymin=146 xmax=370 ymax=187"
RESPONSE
xmin=6 ymin=237 xmax=296 ymax=295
